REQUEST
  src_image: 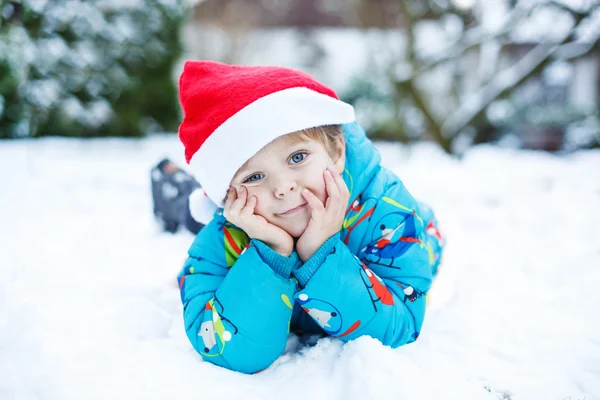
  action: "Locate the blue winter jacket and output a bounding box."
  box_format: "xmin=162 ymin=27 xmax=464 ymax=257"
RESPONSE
xmin=176 ymin=122 xmax=444 ymax=374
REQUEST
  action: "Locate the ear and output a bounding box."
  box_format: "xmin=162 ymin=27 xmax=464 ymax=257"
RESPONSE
xmin=332 ymin=136 xmax=346 ymax=175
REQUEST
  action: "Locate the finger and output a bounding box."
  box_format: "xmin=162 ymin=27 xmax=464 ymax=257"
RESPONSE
xmin=324 ymin=169 xmax=340 ymax=201
xmin=328 ymin=166 xmax=349 ymax=198
xmin=327 ymin=169 xmax=349 ymax=210
xmin=240 ymin=195 xmax=257 ymax=218
xmin=302 ymin=189 xmax=324 ymax=213
xmin=224 ymin=187 xmax=237 ymax=215
xmin=225 ymin=186 xmax=236 ymax=203
xmin=327 ymin=166 xmax=348 ymax=195
xmin=231 ymin=186 xmax=247 ymax=211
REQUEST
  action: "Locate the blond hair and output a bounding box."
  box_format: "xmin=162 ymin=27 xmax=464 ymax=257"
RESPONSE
xmin=237 ymin=124 xmax=343 ymax=173
xmin=224 ymin=124 xmax=343 ymax=202
xmin=285 ymin=124 xmax=343 ymax=160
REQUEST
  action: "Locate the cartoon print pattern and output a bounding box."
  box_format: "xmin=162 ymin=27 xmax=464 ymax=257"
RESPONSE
xmin=296 ymin=293 xmax=361 ymax=338
xmin=197 ymin=296 xmax=238 ymax=357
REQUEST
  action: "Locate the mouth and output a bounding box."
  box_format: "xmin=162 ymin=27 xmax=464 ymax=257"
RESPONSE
xmin=278 ymin=202 xmax=308 ymax=216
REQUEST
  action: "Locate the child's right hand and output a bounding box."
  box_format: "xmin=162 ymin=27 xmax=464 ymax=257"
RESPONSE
xmin=223 ymin=186 xmax=294 ymax=257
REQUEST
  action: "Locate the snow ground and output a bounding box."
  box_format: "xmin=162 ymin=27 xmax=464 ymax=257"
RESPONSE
xmin=0 ymin=136 xmax=599 ymax=400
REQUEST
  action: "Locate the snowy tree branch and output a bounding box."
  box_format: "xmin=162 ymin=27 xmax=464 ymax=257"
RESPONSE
xmin=398 ymin=1 xmax=598 ymax=83
xmin=556 ymin=39 xmax=600 ymax=60
xmin=397 ymin=0 xmax=450 ymax=151
xmin=392 ymin=0 xmax=600 ymax=153
xmin=398 ymin=4 xmax=532 ymax=82
xmin=439 ymin=3 xmax=600 ymax=139
xmin=543 ymin=0 xmax=598 ymax=23
xmin=397 ymin=0 xmax=416 ymax=64
xmin=440 ymin=41 xmax=562 ymax=138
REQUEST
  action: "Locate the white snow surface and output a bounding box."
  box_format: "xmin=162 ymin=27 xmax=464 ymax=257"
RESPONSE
xmin=1 ymin=136 xmax=599 ymax=400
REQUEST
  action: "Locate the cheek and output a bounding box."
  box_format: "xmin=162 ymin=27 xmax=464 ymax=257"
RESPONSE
xmin=305 ymin=171 xmax=328 ymax=202
xmin=245 ymin=187 xmax=270 ymax=216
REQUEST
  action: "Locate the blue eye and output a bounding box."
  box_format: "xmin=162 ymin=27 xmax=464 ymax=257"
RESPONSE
xmin=244 ymin=173 xmax=263 ymax=183
xmin=290 ymin=152 xmax=307 ymax=164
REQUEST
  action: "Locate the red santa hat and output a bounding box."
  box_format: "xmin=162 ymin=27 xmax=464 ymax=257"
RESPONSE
xmin=178 ymin=60 xmax=355 ymax=224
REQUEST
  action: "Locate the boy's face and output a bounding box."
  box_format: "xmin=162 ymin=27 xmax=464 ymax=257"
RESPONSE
xmin=230 ymin=133 xmax=346 ymax=238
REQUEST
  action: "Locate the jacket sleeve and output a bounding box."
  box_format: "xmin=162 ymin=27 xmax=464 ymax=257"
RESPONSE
xmin=291 ymin=181 xmax=434 ymax=347
xmin=177 ymin=215 xmax=300 ymax=373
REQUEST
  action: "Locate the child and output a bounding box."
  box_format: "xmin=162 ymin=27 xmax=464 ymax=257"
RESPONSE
xmin=175 ymin=61 xmax=444 ymax=374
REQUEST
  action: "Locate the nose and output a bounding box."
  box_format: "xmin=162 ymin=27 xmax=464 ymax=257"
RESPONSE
xmin=273 ymin=176 xmax=297 ymax=199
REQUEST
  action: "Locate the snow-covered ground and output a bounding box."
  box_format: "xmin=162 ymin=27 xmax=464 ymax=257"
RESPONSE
xmin=1 ymin=136 xmax=599 ymax=400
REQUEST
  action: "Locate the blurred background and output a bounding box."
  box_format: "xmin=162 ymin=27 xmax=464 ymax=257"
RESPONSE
xmin=2 ymin=3 xmax=600 ymax=398
xmin=1 ymin=0 xmax=599 ymax=154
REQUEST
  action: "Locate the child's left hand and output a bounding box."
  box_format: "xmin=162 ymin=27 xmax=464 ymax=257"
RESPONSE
xmin=296 ymin=165 xmax=349 ymax=262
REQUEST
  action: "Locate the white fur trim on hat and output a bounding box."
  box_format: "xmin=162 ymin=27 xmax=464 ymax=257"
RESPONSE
xmin=188 ymin=86 xmax=355 ymax=207
xmin=188 ymin=188 xmax=218 ymax=225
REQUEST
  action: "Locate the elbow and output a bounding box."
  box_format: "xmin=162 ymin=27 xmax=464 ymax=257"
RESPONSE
xmin=190 ymin=330 xmax=285 ymax=374
xmin=227 ymin=351 xmax=281 ymax=375
xmin=385 ymin=305 xmax=424 ymax=348
xmin=384 ymin=325 xmax=420 ymax=349
xmin=199 ymin=344 xmax=284 ymax=375
xmin=227 ymin=338 xmax=286 ymax=374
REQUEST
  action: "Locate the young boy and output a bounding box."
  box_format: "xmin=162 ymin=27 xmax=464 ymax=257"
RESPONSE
xmin=175 ymin=61 xmax=444 ymax=374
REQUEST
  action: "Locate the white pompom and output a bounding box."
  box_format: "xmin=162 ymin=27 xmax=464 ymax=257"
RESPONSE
xmin=189 ymin=188 xmax=218 ymax=225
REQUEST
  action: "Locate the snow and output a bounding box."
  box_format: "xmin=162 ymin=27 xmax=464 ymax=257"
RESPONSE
xmin=414 ymin=22 xmax=449 ymax=59
xmin=452 ymin=0 xmax=476 ymax=11
xmin=183 ymin=0 xmax=207 ymax=8
xmin=564 ymin=116 xmax=600 ymax=150
xmin=22 ymin=79 xmax=63 ymax=110
xmin=543 ymin=60 xmax=575 ymax=86
xmin=1 ymin=136 xmax=599 ymax=400
xmin=95 ymin=0 xmax=144 ymax=10
xmin=477 ymin=0 xmax=510 ymax=33
xmin=511 ymin=5 xmax=572 ymax=42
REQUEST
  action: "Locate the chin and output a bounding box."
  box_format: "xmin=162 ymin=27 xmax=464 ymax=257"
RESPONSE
xmin=276 ymin=221 xmax=309 ymax=239
xmin=268 ymin=212 xmax=310 ymax=239
xmin=290 ymin=227 xmax=308 ymax=239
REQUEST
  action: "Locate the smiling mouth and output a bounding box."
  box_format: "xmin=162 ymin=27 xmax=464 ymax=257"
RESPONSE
xmin=279 ymin=203 xmax=308 ymax=216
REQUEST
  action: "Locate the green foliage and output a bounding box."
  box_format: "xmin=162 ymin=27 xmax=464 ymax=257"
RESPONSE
xmin=0 ymin=47 xmax=25 ymax=136
xmin=0 ymin=0 xmax=184 ymax=138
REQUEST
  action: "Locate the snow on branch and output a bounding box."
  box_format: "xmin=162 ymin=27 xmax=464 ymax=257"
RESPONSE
xmin=398 ymin=4 xmax=532 ymax=80
xmin=543 ymin=0 xmax=598 ymax=22
xmin=398 ymin=0 xmax=598 ymax=83
xmin=441 ymin=2 xmax=600 ymax=138
xmin=394 ymin=0 xmax=600 ymax=150
xmin=441 ymin=37 xmax=569 ymax=137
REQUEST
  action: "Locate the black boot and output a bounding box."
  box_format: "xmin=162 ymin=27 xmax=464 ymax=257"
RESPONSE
xmin=151 ymin=158 xmax=204 ymax=234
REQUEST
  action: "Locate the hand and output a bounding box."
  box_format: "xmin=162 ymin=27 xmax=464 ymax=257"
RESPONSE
xmin=223 ymin=186 xmax=294 ymax=257
xmin=296 ymin=165 xmax=349 ymax=262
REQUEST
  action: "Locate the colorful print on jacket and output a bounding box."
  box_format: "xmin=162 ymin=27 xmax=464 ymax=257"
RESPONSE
xmin=177 ymin=122 xmax=445 ymax=374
